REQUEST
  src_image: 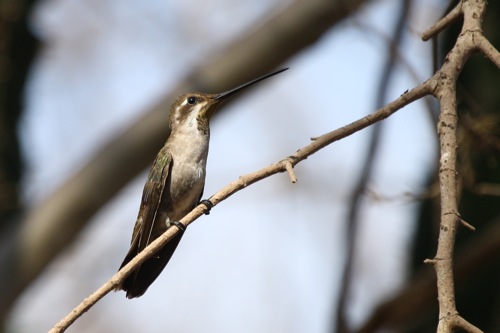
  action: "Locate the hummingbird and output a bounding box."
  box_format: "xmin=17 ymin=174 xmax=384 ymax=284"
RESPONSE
xmin=117 ymin=68 xmax=288 ymax=298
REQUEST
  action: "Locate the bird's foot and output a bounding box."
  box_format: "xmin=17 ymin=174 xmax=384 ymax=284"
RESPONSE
xmin=171 ymin=221 xmax=186 ymax=232
xmin=199 ymin=199 xmax=213 ymax=215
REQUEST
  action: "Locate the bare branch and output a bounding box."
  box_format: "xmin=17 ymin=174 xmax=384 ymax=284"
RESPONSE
xmin=49 ymin=78 xmax=432 ymax=333
xmin=421 ymin=2 xmax=462 ymax=41
xmin=451 ymin=316 xmax=484 ymax=333
xmin=457 ymin=216 xmax=475 ymax=231
xmin=354 ymin=1 xmax=499 ymax=331
xmin=476 ymin=35 xmax=500 ymax=68
xmin=420 ymin=1 xmax=496 ymax=332
xmin=0 ymin=0 xmax=369 ymax=321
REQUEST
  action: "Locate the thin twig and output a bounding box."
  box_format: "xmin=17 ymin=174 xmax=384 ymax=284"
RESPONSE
xmin=421 ymin=2 xmax=462 ymax=41
xmin=353 ymin=19 xmax=440 ymax=127
xmin=48 ymin=80 xmax=432 ymax=333
xmin=476 ymin=35 xmax=500 ymax=68
xmin=284 ymin=159 xmax=298 ymax=183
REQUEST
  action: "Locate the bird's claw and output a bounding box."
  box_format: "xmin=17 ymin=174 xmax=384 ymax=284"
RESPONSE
xmin=171 ymin=221 xmax=186 ymax=232
xmin=199 ymin=199 xmax=213 ymax=215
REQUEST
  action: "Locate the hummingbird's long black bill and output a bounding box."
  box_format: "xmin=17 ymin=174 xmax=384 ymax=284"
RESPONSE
xmin=213 ymin=67 xmax=289 ymax=100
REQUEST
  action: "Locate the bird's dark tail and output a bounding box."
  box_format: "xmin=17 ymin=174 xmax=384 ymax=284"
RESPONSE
xmin=117 ymin=233 xmax=183 ymax=298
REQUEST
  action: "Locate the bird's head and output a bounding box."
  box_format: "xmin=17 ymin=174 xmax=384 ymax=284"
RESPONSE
xmin=168 ymin=68 xmax=288 ymax=133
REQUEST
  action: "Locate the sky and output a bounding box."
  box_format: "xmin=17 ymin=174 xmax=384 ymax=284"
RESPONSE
xmin=9 ymin=0 xmax=445 ymax=332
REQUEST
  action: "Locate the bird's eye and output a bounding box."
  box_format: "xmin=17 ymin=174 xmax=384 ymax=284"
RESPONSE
xmin=187 ymin=96 xmax=196 ymax=105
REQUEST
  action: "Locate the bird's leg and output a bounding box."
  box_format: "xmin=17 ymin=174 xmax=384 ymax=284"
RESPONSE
xmin=199 ymin=199 xmax=213 ymax=215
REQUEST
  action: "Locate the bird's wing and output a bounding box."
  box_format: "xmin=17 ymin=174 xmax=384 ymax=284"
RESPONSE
xmin=130 ymin=148 xmax=172 ymax=253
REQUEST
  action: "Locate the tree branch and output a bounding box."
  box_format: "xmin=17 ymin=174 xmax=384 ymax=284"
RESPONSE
xmin=0 ymin=0 xmax=368 ymax=321
xmin=420 ymin=1 xmax=496 ymax=332
xmin=49 ymin=79 xmax=431 ymax=333
xmin=476 ymin=35 xmax=500 ymax=68
xmin=421 ymin=1 xmax=462 ymax=41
